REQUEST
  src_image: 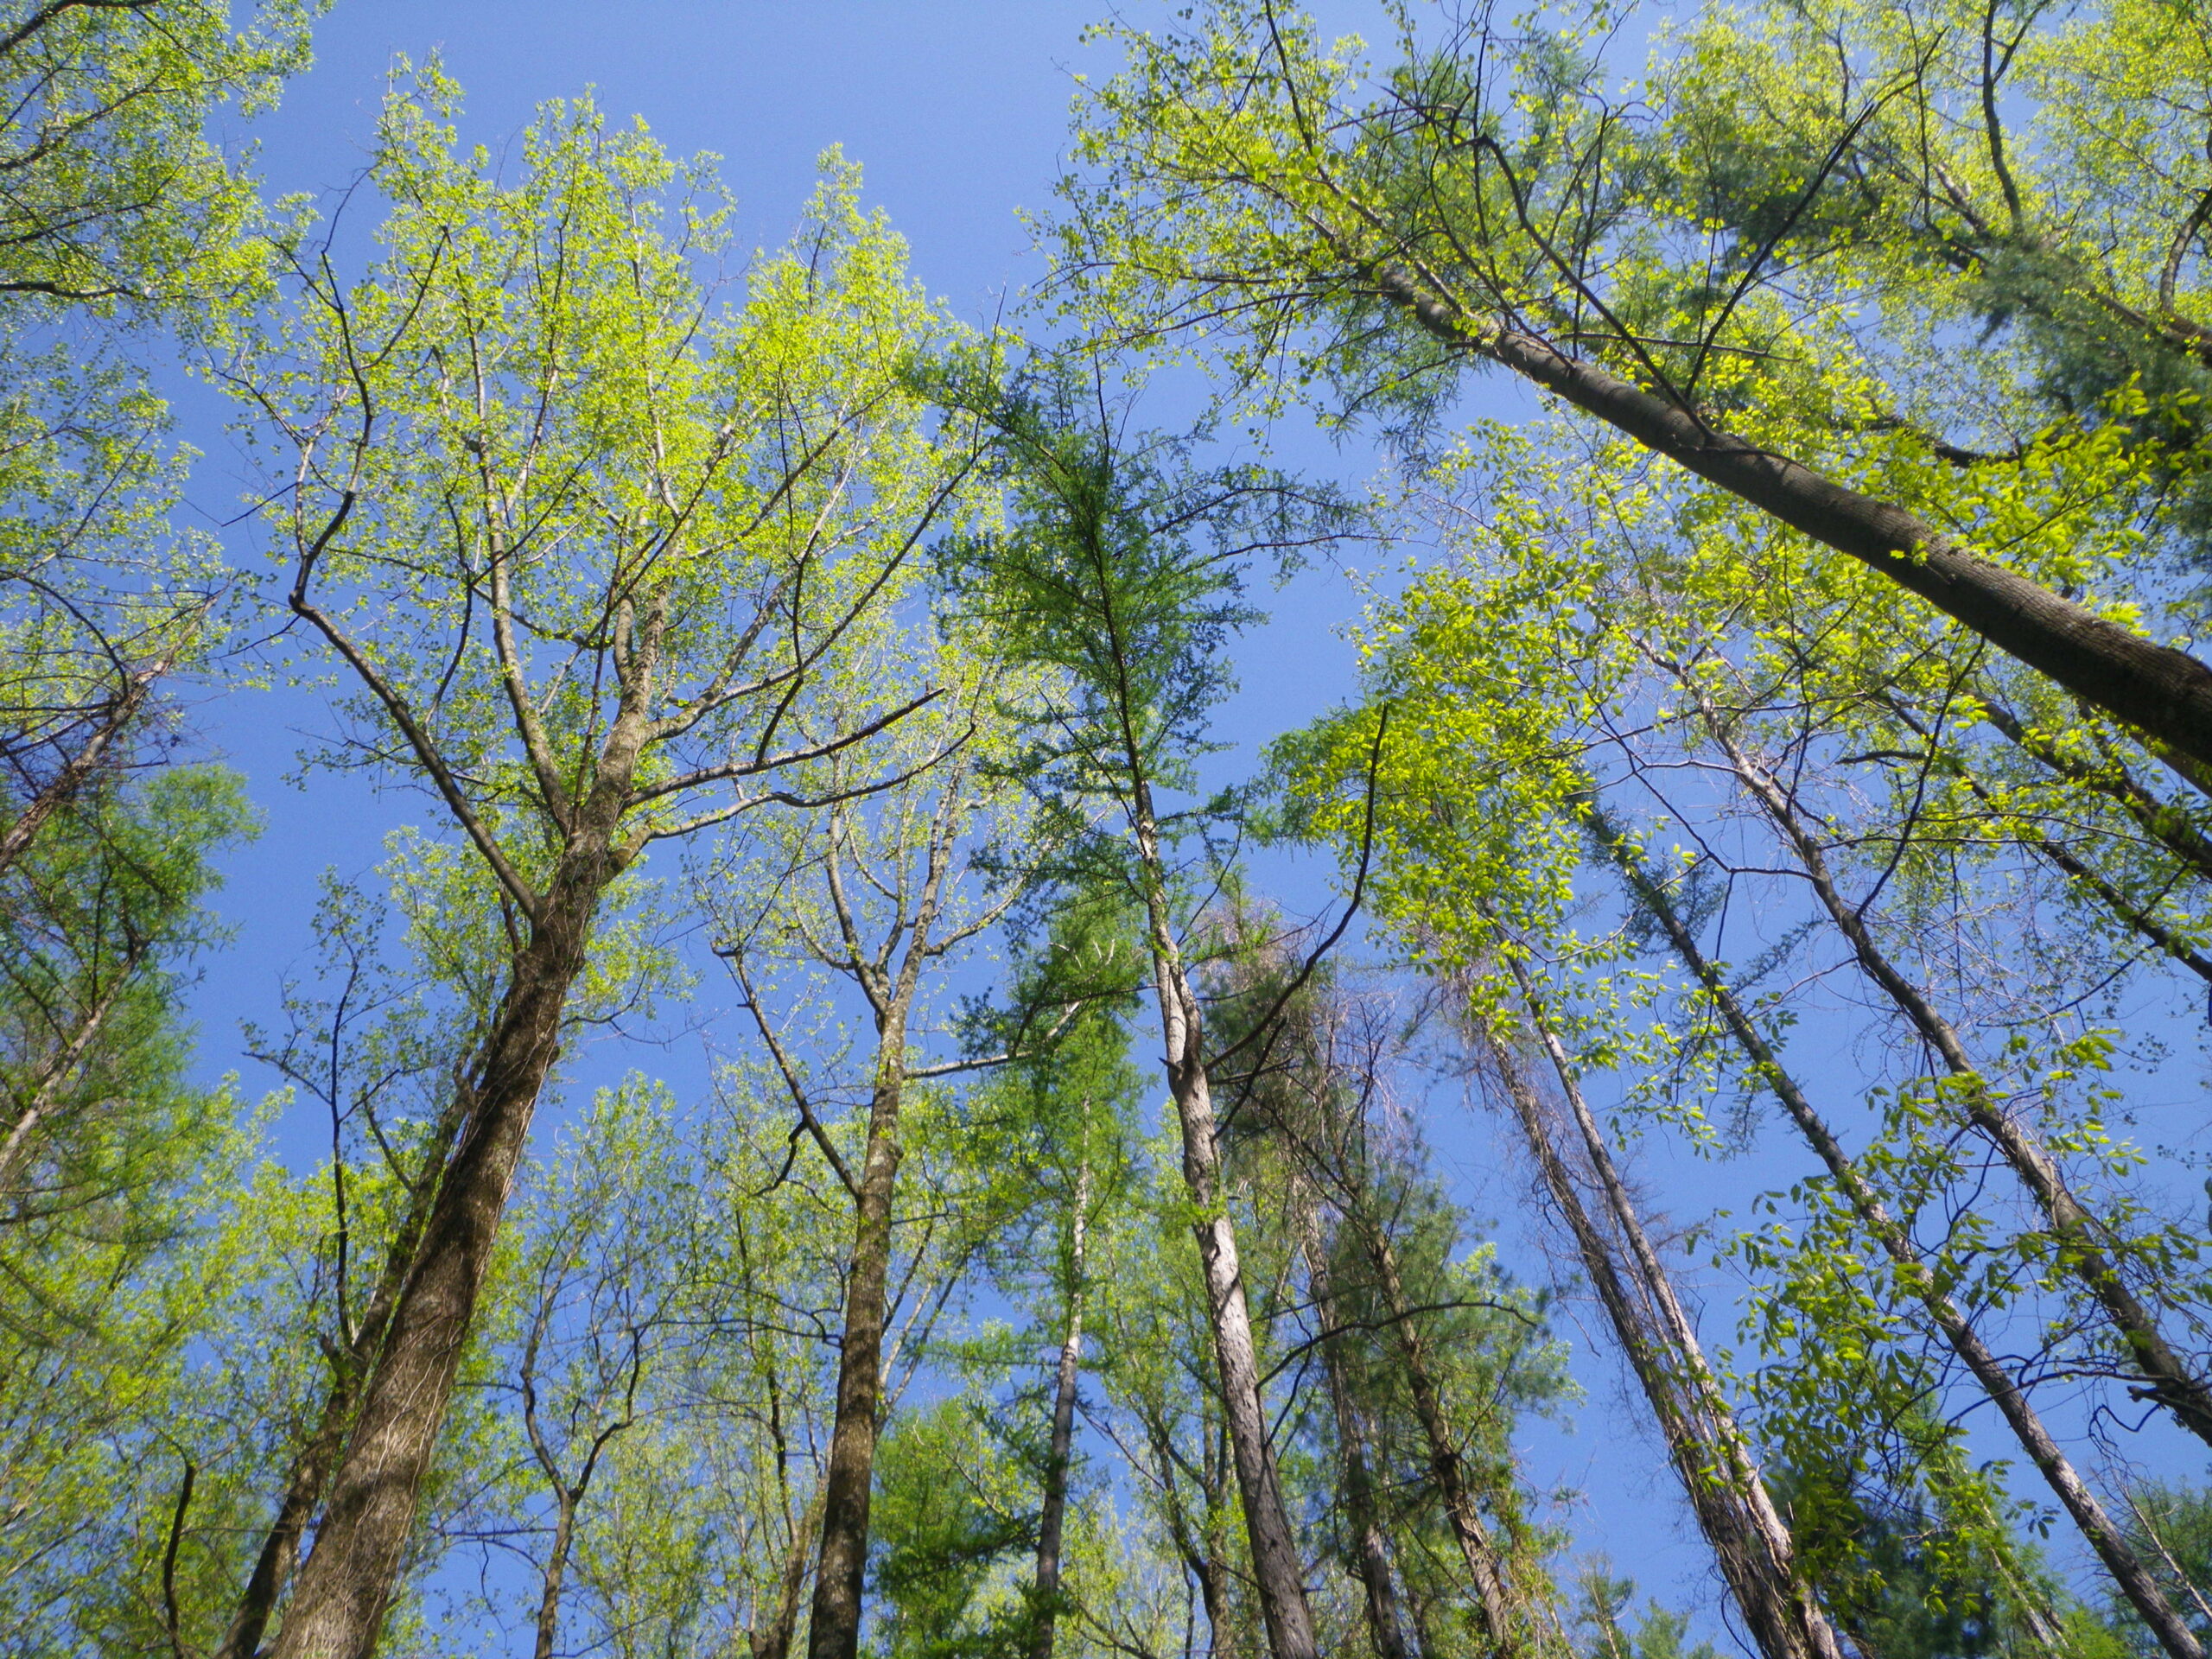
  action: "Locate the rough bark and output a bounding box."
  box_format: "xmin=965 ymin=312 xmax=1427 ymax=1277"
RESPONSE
xmin=1593 ymin=813 xmax=2207 ymax=1659
xmin=215 ymin=1085 xmax=470 ymax=1659
xmin=1367 ymin=267 xmax=2212 ymax=772
xmin=1703 ymin=710 xmax=2212 ymax=1449
xmin=1480 ymin=1023 xmax=1840 ymax=1659
xmin=1292 ymin=1188 xmax=1409 ymax=1659
xmin=1029 ymin=1157 xmax=1089 ymax=1659
xmin=805 ymin=1050 xmax=909 ymax=1659
xmin=268 ymin=810 xmax=633 ymax=1659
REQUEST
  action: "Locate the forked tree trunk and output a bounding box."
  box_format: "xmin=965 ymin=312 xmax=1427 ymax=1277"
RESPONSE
xmin=1291 ymin=1186 xmax=1410 ymax=1659
xmin=1364 ymin=264 xmax=2212 ymax=772
xmin=270 ymin=815 xmax=633 ymax=1659
xmin=1701 ymin=711 xmax=2212 ymax=1449
xmin=1029 ymin=1156 xmax=1090 ymax=1659
xmin=1593 ymin=814 xmax=2206 ymax=1659
xmin=1480 ymin=1023 xmax=1841 ymax=1659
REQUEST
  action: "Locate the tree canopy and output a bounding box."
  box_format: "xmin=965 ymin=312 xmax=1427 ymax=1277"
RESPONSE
xmin=3 ymin=5 xmax=2209 ymax=1659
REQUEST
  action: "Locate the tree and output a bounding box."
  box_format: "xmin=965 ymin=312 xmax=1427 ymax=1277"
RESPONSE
xmin=0 ymin=764 xmax=257 ymax=1656
xmin=945 ymin=361 xmax=1357 ymax=1659
xmin=1054 ymin=0 xmax=2212 ymax=771
xmin=706 ymin=635 xmax=1054 ymax=1659
xmin=1277 ymin=406 xmax=2212 ymax=1658
xmin=1203 ymin=911 xmax=1567 ymax=1659
xmin=0 ymin=0 xmax=310 ymax=312
xmin=227 ymin=75 xmax=971 ymax=1659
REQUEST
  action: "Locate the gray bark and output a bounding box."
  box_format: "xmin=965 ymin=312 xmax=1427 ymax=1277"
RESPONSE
xmin=1593 ymin=813 xmax=2205 ymax=1659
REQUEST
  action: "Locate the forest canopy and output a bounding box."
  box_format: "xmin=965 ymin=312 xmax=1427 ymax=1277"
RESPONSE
xmin=2 ymin=3 xmax=2210 ymax=1659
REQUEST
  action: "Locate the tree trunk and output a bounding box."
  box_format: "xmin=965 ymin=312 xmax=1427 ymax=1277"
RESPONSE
xmin=1195 ymin=1481 xmax=1246 ymax=1659
xmin=1154 ymin=959 xmax=1319 ymax=1659
xmin=0 ymin=944 xmax=143 ymax=1199
xmin=1341 ymin=1199 xmax=1521 ymax=1651
xmin=1479 ymin=1023 xmax=1840 ymax=1659
xmin=1702 ymin=711 xmax=2212 ymax=1449
xmin=532 ymin=1490 xmax=580 ymax=1659
xmin=1135 ymin=786 xmax=1319 ymax=1659
xmin=268 ymin=840 xmax=622 ymax=1659
xmin=753 ymin=1484 xmax=824 ymax=1659
xmin=1030 ymin=1157 xmax=1089 ymax=1659
xmin=1977 ymin=696 xmax=2212 ymax=879
xmin=1365 ymin=265 xmax=2212 ymax=772
xmin=215 ymin=1087 xmax=471 ymax=1659
xmin=1593 ymin=812 xmax=2206 ymax=1659
xmin=1292 ymin=1188 xmax=1409 ymax=1659
xmin=0 ymin=663 xmax=157 ymax=880
xmin=806 ymin=1011 xmax=912 ymax=1659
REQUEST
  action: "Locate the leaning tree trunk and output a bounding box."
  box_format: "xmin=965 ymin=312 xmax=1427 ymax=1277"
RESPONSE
xmin=0 ymin=938 xmax=148 ymax=1198
xmin=1029 ymin=1156 xmax=1090 ymax=1659
xmin=269 ymin=812 xmax=633 ymax=1659
xmin=215 ymin=1084 xmax=472 ymax=1659
xmin=1361 ymin=262 xmax=2212 ymax=772
xmin=0 ymin=661 xmax=160 ymax=880
xmin=1592 ymin=812 xmax=2207 ymax=1659
xmin=1292 ymin=1185 xmax=1411 ymax=1659
xmin=1479 ymin=1018 xmax=1842 ymax=1659
xmin=1701 ymin=711 xmax=2212 ymax=1449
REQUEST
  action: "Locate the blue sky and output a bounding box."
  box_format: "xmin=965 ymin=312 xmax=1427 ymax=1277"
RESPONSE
xmin=162 ymin=2 xmax=2134 ymax=1641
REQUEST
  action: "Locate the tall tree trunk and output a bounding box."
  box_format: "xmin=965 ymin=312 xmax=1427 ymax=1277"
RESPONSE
xmin=1592 ymin=812 xmax=2207 ymax=1659
xmin=1339 ymin=1196 xmax=1522 ymax=1651
xmin=1478 ymin=1021 xmax=1840 ymax=1659
xmin=269 ymin=825 xmax=629 ymax=1659
xmin=1519 ymin=986 xmax=1847 ymax=1659
xmin=1700 ymin=709 xmax=2212 ymax=1448
xmin=1362 ymin=264 xmax=2212 ymax=772
xmin=1195 ymin=1435 xmax=1248 ymax=1659
xmin=215 ymin=1086 xmax=471 ymax=1659
xmin=1030 ymin=1156 xmax=1090 ymax=1659
xmin=806 ymin=997 xmax=914 ymax=1659
xmin=1291 ymin=1185 xmax=1410 ymax=1659
xmin=1135 ymin=787 xmax=1320 ymax=1659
